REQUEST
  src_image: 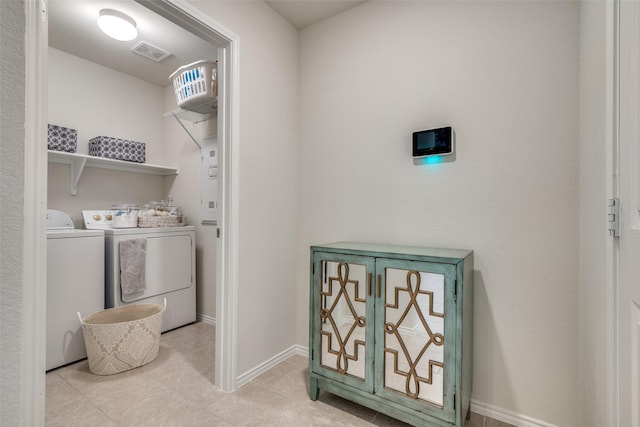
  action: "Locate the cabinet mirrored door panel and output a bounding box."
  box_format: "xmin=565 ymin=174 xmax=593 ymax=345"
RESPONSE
xmin=311 ymin=252 xmax=376 ymax=392
xmin=375 ymin=259 xmax=457 ymax=422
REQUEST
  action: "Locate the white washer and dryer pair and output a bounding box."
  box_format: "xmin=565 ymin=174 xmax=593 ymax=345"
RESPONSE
xmin=83 ymin=210 xmax=196 ymax=333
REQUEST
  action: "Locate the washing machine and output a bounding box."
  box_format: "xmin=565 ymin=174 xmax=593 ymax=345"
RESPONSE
xmin=83 ymin=210 xmax=196 ymax=332
xmin=46 ymin=209 xmax=104 ymax=371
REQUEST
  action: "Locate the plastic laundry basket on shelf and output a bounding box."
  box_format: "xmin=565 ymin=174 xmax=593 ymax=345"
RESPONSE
xmin=170 ymin=60 xmax=217 ymax=112
xmin=78 ymin=299 xmax=166 ymax=375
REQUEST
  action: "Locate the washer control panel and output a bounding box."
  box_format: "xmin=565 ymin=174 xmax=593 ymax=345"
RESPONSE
xmin=82 ymin=210 xmax=114 ymax=229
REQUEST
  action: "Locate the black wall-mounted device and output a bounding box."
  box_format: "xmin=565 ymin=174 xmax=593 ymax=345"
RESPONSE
xmin=412 ymin=126 xmax=453 ymax=158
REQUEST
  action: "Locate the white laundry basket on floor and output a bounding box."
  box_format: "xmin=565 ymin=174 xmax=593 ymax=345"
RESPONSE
xmin=78 ymin=299 xmax=166 ymax=375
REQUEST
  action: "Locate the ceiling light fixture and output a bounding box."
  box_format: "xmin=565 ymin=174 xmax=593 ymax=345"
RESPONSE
xmin=97 ymin=9 xmax=138 ymax=41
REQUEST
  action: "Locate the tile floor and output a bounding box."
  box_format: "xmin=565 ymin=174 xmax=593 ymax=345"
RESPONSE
xmin=46 ymin=322 xmax=513 ymax=427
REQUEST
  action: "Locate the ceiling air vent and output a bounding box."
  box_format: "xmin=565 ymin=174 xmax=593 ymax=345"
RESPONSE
xmin=130 ymin=41 xmax=171 ymax=62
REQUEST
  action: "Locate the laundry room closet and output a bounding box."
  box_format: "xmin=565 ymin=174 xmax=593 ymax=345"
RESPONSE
xmin=46 ymin=0 xmax=219 ymax=349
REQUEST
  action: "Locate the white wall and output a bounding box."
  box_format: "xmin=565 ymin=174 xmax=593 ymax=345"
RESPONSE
xmin=162 ymin=85 xmax=218 ymax=318
xmin=0 ymin=0 xmax=27 ymax=423
xmin=48 ymin=49 xmax=166 ymax=162
xmin=1 ymin=1 xmax=611 ymax=425
xmin=47 ymin=48 xmax=166 ymax=226
xmin=297 ymin=1 xmax=579 ymax=425
xmin=188 ymin=0 xmax=299 ymax=376
xmin=578 ymin=1 xmax=613 ymax=426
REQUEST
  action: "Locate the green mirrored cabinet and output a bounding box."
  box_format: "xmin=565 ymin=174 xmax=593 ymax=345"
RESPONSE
xmin=309 ymin=242 xmax=473 ymax=427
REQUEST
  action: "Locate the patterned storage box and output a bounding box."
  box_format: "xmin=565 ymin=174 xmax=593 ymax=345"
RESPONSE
xmin=89 ymin=136 xmax=145 ymax=163
xmin=48 ymin=124 xmax=77 ymax=152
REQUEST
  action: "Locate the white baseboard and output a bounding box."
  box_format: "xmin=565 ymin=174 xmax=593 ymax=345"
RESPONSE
xmin=293 ymin=345 xmax=308 ymax=358
xmin=237 ymin=345 xmax=302 ymax=387
xmin=470 ymin=400 xmax=557 ymax=427
xmin=290 ymin=346 xmax=555 ymax=427
xmin=196 ymin=313 xmax=216 ymax=326
xmin=234 ymin=344 xmax=555 ymax=427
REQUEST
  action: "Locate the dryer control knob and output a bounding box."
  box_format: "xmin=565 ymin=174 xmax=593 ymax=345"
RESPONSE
xmin=93 ymin=214 xmax=101 ymax=221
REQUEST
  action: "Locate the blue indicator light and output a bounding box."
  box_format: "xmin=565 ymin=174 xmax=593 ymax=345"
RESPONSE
xmin=413 ymin=154 xmax=454 ymax=166
xmin=423 ymin=155 xmax=443 ymax=165
xmin=425 ymin=156 xmax=442 ymax=165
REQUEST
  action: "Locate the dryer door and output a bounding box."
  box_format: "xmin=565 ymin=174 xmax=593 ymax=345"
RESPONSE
xmin=121 ymin=233 xmax=193 ymax=303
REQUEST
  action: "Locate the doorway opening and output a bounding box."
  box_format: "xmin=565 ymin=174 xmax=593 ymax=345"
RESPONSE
xmin=39 ymin=1 xmax=239 ymax=416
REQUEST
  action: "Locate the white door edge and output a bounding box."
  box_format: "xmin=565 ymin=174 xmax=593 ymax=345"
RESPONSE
xmin=608 ymin=1 xmax=620 ymax=424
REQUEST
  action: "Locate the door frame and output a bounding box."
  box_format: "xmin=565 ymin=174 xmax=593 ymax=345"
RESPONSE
xmin=24 ymin=0 xmax=240 ymax=422
xmin=136 ymin=0 xmax=241 ymax=394
xmin=613 ymin=0 xmax=640 ymax=424
xmin=609 ymin=0 xmax=620 ymax=424
xmin=23 ymin=0 xmax=48 ymax=424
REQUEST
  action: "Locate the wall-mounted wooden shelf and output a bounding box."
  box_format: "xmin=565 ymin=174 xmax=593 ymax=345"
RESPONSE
xmin=48 ymin=150 xmax=178 ymax=195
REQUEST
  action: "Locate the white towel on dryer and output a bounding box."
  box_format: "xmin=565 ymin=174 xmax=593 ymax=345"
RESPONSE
xmin=120 ymin=238 xmax=146 ymax=296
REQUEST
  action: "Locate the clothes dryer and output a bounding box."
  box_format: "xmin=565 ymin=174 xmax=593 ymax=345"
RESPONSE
xmin=83 ymin=211 xmax=196 ymax=332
